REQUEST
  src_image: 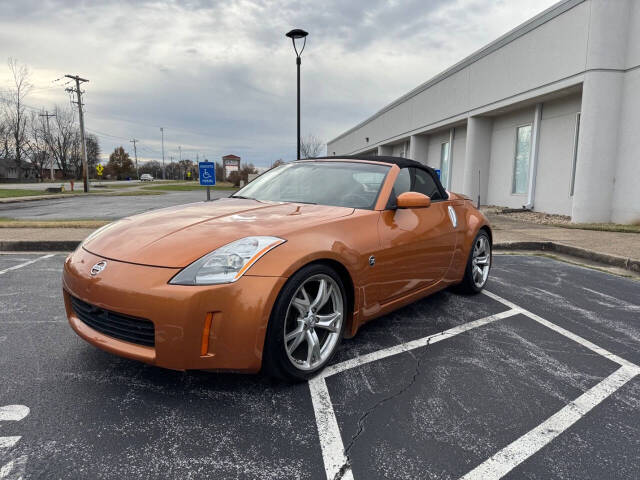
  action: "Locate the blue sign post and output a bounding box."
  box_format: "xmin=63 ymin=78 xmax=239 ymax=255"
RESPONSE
xmin=199 ymin=162 xmax=216 ymax=201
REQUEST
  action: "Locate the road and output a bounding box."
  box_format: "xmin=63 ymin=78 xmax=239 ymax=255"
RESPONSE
xmin=1 ymin=254 xmax=638 ymax=479
xmin=0 ymin=190 xmax=231 ymax=220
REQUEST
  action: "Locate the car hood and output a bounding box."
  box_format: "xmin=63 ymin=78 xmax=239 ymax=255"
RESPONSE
xmin=83 ymin=198 xmax=354 ymax=268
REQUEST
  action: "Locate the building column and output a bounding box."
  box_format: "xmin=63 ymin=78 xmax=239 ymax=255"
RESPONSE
xmin=409 ymin=135 xmax=428 ymax=163
xmin=462 ymin=116 xmax=492 ymax=206
xmin=525 ymin=103 xmax=543 ymax=209
xmin=571 ymin=71 xmax=624 ymax=223
xmin=377 ymin=145 xmax=392 ymax=156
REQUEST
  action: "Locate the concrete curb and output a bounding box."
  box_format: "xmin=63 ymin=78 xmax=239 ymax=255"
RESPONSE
xmin=0 ymin=240 xmax=81 ymax=252
xmin=493 ymin=241 xmax=640 ymax=273
xmin=0 ymin=193 xmax=83 ymax=204
xmin=1 ymin=239 xmax=638 ymax=273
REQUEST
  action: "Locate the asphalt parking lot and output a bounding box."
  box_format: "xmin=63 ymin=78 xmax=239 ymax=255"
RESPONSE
xmin=1 ymin=253 xmax=638 ymax=479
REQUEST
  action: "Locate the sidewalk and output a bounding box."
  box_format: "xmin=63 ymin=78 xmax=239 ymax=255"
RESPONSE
xmin=487 ymin=213 xmax=640 ymax=272
xmin=1 ymin=215 xmax=639 ymax=272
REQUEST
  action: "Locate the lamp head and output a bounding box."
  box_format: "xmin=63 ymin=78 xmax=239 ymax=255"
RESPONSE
xmin=286 ymin=29 xmax=308 ymax=40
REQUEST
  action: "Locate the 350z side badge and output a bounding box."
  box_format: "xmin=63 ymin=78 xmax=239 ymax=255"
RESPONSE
xmin=90 ymin=261 xmax=107 ymax=276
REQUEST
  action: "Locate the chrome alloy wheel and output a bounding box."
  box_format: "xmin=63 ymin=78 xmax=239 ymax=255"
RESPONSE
xmin=471 ymin=235 xmax=491 ymax=288
xmin=283 ymin=274 xmax=344 ymax=371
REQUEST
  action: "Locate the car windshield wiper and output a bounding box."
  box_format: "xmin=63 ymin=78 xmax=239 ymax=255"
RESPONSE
xmin=230 ymin=195 xmax=255 ymax=200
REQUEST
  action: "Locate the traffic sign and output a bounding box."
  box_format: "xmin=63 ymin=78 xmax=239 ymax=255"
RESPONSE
xmin=199 ymin=162 xmax=216 ymax=186
xmin=96 ymin=164 xmax=104 ymax=176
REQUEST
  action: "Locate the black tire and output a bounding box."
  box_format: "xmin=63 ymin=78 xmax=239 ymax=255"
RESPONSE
xmin=456 ymin=230 xmax=492 ymax=294
xmin=262 ymin=263 xmax=347 ymax=382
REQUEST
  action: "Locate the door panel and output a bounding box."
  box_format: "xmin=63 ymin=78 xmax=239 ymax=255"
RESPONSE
xmin=369 ymin=201 xmax=456 ymax=307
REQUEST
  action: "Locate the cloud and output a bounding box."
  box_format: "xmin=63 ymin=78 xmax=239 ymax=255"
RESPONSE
xmin=0 ymin=0 xmax=558 ymax=166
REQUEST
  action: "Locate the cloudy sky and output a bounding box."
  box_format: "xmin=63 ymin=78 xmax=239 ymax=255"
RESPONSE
xmin=0 ymin=0 xmax=558 ymax=167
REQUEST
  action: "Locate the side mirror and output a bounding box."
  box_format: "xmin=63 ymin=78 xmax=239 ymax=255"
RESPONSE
xmin=396 ymin=191 xmax=431 ymax=209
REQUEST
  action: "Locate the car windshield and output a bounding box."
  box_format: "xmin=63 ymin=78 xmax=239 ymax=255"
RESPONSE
xmin=233 ymin=161 xmax=390 ymax=209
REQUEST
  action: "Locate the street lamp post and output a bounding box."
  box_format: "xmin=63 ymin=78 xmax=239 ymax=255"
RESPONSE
xmin=160 ymin=127 xmax=165 ymax=180
xmin=286 ymin=28 xmax=308 ymax=160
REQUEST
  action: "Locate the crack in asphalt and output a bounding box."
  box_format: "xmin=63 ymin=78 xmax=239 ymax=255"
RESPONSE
xmin=333 ymin=342 xmax=426 ymax=480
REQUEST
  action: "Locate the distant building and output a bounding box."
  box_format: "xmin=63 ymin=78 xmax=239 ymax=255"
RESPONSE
xmin=222 ymin=154 xmax=241 ymax=180
xmin=327 ymin=0 xmax=640 ymax=223
xmin=0 ymin=158 xmax=39 ymax=182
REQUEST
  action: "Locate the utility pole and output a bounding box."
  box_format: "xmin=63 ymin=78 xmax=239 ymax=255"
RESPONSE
xmin=160 ymin=127 xmax=165 ymax=180
xmin=39 ymin=111 xmax=57 ymax=180
xmin=130 ymin=138 xmax=139 ymax=180
xmin=65 ymin=74 xmax=89 ymax=192
xmin=169 ymin=155 xmax=174 ymax=179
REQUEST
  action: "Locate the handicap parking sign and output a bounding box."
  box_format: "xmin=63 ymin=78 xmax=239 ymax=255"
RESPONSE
xmin=199 ymin=162 xmax=216 ymax=186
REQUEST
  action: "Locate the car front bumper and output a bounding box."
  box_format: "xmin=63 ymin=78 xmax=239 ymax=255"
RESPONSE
xmin=62 ymin=247 xmax=287 ymax=372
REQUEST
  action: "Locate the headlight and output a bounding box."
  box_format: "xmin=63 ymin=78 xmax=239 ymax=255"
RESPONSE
xmin=169 ymin=236 xmax=285 ymax=285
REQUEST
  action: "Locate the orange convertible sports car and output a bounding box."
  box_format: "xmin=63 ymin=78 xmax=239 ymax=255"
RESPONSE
xmin=63 ymin=156 xmax=492 ymax=380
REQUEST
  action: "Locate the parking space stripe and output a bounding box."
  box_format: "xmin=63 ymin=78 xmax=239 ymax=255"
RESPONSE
xmin=0 ymin=437 xmax=20 ymax=450
xmin=309 ymin=309 xmax=518 ymax=480
xmin=459 ymin=365 xmax=638 ymax=480
xmin=0 ymin=455 xmax=27 ymax=479
xmin=0 ymin=254 xmax=55 ymax=276
xmin=320 ymin=309 xmax=519 ymax=379
xmin=482 ymin=291 xmax=640 ymax=371
xmin=0 ymin=405 xmax=29 ymax=422
xmin=309 ymin=376 xmax=355 ymax=480
xmin=311 ymin=290 xmax=640 ymax=480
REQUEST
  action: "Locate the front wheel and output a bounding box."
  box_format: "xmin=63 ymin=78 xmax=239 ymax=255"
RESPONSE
xmin=263 ymin=264 xmax=347 ymax=381
xmin=456 ymin=231 xmax=491 ymax=294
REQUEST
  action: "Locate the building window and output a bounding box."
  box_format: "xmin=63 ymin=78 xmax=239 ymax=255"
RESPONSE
xmin=570 ymin=113 xmax=581 ymax=196
xmin=440 ymin=142 xmax=450 ymax=189
xmin=512 ymin=124 xmax=532 ymax=194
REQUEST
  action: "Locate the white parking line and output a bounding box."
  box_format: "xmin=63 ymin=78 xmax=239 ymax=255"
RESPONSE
xmin=0 ymin=405 xmax=29 ymax=422
xmin=0 ymin=405 xmax=30 ymax=480
xmin=460 ymin=365 xmax=638 ymax=480
xmin=309 ymin=309 xmax=519 ymax=480
xmin=309 ymin=376 xmax=355 ymax=480
xmin=0 ymin=437 xmax=20 ymax=450
xmin=308 ymin=291 xmax=640 ymax=480
xmin=321 ymin=309 xmax=520 ymax=379
xmin=0 ymin=254 xmax=54 ymax=276
xmin=482 ymin=290 xmax=638 ymax=370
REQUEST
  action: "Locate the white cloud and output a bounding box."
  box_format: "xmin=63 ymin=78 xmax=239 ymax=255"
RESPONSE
xmin=0 ymin=0 xmax=559 ymax=166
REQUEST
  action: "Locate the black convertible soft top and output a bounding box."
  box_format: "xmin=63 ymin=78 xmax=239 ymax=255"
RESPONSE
xmin=305 ymin=155 xmax=427 ymax=170
xmin=302 ymin=155 xmax=448 ymax=199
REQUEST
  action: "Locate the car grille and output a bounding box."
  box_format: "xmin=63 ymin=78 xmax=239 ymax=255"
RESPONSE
xmin=69 ymin=295 xmax=155 ymax=347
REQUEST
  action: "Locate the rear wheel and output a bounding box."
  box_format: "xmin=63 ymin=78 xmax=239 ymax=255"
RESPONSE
xmin=457 ymin=231 xmax=491 ymax=294
xmin=263 ymin=264 xmax=346 ymax=381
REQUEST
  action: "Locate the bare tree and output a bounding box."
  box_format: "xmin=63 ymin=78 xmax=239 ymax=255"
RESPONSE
xmin=1 ymin=58 xmax=33 ymax=179
xmin=0 ymin=116 xmax=10 ymax=162
xmin=139 ymin=160 xmax=162 ymax=178
xmin=70 ymin=133 xmax=100 ymax=178
xmin=46 ymin=105 xmax=78 ymax=178
xmin=26 ymin=111 xmax=49 ymax=180
xmin=300 ymin=134 xmax=325 ymax=159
